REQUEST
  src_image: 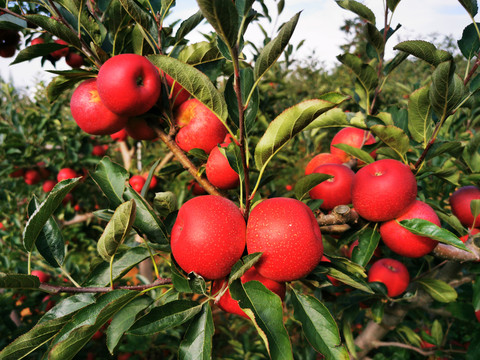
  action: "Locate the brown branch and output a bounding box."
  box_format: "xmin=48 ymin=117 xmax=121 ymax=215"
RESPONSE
xmin=316 ymin=205 xmax=360 ymax=227
xmin=370 ymin=341 xmax=435 ymax=356
xmin=433 ymin=242 xmax=480 ymax=261
xmin=62 ymin=213 xmax=94 ymax=226
xmin=39 ymin=277 xmax=172 ymax=294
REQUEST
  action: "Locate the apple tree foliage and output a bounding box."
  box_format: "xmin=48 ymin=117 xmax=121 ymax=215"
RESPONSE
xmin=0 ymin=0 xmax=480 ymax=359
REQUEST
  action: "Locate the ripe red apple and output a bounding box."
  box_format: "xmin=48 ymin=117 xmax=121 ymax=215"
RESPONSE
xmin=188 ymin=180 xmax=207 ymax=196
xmin=92 ymin=144 xmax=107 ymax=157
xmin=380 ymin=200 xmax=440 ymax=258
xmin=305 ymin=153 xmax=343 ymax=175
xmin=129 ymin=175 xmax=146 ymax=193
xmin=205 ymin=141 xmax=239 ymax=190
xmin=50 ymin=39 xmax=69 ymax=60
xmin=367 ymin=258 xmax=409 ymax=297
xmin=171 ymin=195 xmax=246 ymax=280
xmin=0 ymin=30 xmax=20 ymax=58
xmin=460 ymin=228 xmax=480 ymax=243
xmin=31 ymin=270 xmax=50 ymax=283
xmin=476 ymin=310 xmax=480 ymax=322
xmin=141 ymin=173 xmax=158 ymax=190
xmin=110 ymin=128 xmax=128 ymax=142
xmin=9 ymin=168 xmax=24 ymax=178
xmin=24 ymin=169 xmax=42 ymax=185
xmin=97 ymin=54 xmax=161 ymax=116
xmin=330 ymin=127 xmax=376 ymax=163
xmin=42 ymin=179 xmax=57 ymax=193
xmin=70 ymin=79 xmax=128 ymax=135
xmin=31 ymin=37 xmax=45 ymax=46
xmin=449 ymin=186 xmax=480 ymax=228
xmin=246 ymin=197 xmax=323 ymax=282
xmin=125 ymin=117 xmax=158 ymax=140
xmin=57 ymin=168 xmax=78 ymax=182
xmin=165 ymin=73 xmax=190 ymax=108
xmin=174 ymin=99 xmax=228 ymax=154
xmin=351 ymin=159 xmax=417 ymax=222
xmin=211 ymin=267 xmax=286 ymax=318
xmin=308 ymin=163 xmax=355 ymax=210
xmin=65 ymin=52 xmax=84 ymax=68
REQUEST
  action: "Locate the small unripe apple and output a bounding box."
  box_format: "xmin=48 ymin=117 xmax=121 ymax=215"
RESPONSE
xmin=211 ymin=267 xmax=286 ymax=318
xmin=50 ymin=39 xmax=69 ymax=59
xmin=368 ymin=258 xmax=409 ymax=297
xmin=97 ymin=54 xmax=161 ymax=116
xmin=351 ymin=159 xmax=417 ymax=222
xmin=305 ymin=153 xmax=342 ymax=175
xmin=171 ymin=195 xmax=246 ymax=280
xmin=380 ymin=200 xmax=440 ymax=258
xmin=125 ymin=117 xmax=158 ymax=141
xmin=330 ymin=127 xmax=376 ymax=163
xmin=205 ymin=142 xmax=239 ymax=190
xmin=246 ymin=197 xmax=323 ymax=282
xmin=31 ymin=270 xmax=50 ymax=283
xmin=174 ymin=99 xmax=227 ymax=154
xmin=57 ymin=168 xmax=78 ymax=182
xmin=42 ymin=179 xmax=57 ymax=193
xmin=308 ymin=163 xmax=355 ymax=210
xmin=129 ymin=175 xmax=146 ymax=193
xmin=24 ymin=169 xmax=42 ymax=185
xmin=449 ymin=186 xmax=480 ymax=229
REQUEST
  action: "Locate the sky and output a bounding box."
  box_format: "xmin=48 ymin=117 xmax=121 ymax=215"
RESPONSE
xmin=0 ymin=0 xmax=472 ymax=94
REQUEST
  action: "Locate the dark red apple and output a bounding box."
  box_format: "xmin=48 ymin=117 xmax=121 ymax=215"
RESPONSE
xmin=129 ymin=175 xmax=146 ymax=193
xmin=368 ymin=258 xmax=409 ymax=297
xmin=450 ymin=186 xmax=480 ymax=229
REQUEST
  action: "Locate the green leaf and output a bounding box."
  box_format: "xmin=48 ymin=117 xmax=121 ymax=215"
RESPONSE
xmin=106 ymin=296 xmax=153 ymax=354
xmin=399 ymin=218 xmax=469 ymax=251
xmin=177 ymin=41 xmax=223 ymax=66
xmin=305 ymin=108 xmax=349 ymax=130
xmin=197 ymin=0 xmax=238 ymax=50
xmin=337 ymin=53 xmax=378 ymax=93
xmin=408 ymin=86 xmax=434 ymax=146
xmin=342 ymin=318 xmax=356 ymax=358
xmin=40 ymin=294 xmax=96 ymax=324
xmin=228 ymin=252 xmax=263 ymax=284
xmin=472 ymin=200 xmax=480 ymax=226
xmin=331 ymin=143 xmax=375 ymax=164
xmin=366 ymin=23 xmax=384 ymax=55
xmin=229 ymin=280 xmax=293 ymax=360
xmin=254 ymin=12 xmax=300 ymax=81
xmin=123 ymin=187 xmax=169 ymax=248
xmin=294 ymin=173 xmax=333 ymax=201
xmin=153 ymin=191 xmax=177 ymax=217
xmin=0 ymin=273 xmax=40 ymax=289
xmin=370 ymin=124 xmax=410 ymax=159
xmin=24 ymin=15 xmax=82 ymax=49
xmin=83 ymin=246 xmax=152 ymax=286
xmin=254 ymin=94 xmax=348 ymax=170
xmin=97 ymin=200 xmax=136 ymax=262
xmin=458 ymin=0 xmax=478 ymax=17
xmin=175 ymin=11 xmax=204 ymax=42
xmin=49 ymin=290 xmax=139 ymax=360
xmin=429 ymin=61 xmax=465 ymax=120
xmin=463 ymin=132 xmax=480 ymax=172
xmin=458 ymin=23 xmax=480 ymax=60
xmin=11 ymin=43 xmax=69 ymax=65
xmin=46 ymin=72 xmax=93 ymax=103
xmin=90 ymin=157 xmax=129 ymax=208
xmin=352 ymin=227 xmax=381 ymax=267
xmin=178 ymin=302 xmax=214 ymax=360
xmin=417 ymin=278 xmax=458 ymax=303
xmin=311 ymin=261 xmax=373 ymax=293
xmin=335 ymin=0 xmax=375 ymax=24
xmin=393 ymin=40 xmax=452 ymax=66
xmin=148 ymin=55 xmax=228 ymax=124
xmin=291 ymin=289 xmax=349 ymax=359
xmin=118 ymin=0 xmax=157 ymax=43
xmin=473 ymin=275 xmax=480 ymax=311
xmin=23 ymin=178 xmax=80 ymax=252
xmin=128 ymin=300 xmax=202 ymax=335
xmin=431 ymin=319 xmax=443 ymax=345
xmin=384 ymin=51 xmax=409 ymax=75
xmin=387 ymin=0 xmax=401 ymax=12
xmin=28 ymin=197 xmax=64 ymax=268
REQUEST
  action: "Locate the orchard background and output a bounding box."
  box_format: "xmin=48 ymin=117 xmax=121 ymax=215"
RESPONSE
xmin=1 ymin=0 xmax=480 ymax=359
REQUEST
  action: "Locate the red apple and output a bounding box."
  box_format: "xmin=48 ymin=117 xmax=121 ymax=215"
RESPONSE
xmin=129 ymin=175 xmax=146 ymax=193
xmin=142 ymin=173 xmax=158 ymax=190
xmin=449 ymin=186 xmax=480 ymax=229
xmin=9 ymin=168 xmax=24 ymax=178
xmin=31 ymin=37 xmax=45 ymax=46
xmin=460 ymin=228 xmax=480 ymax=243
xmin=125 ymin=117 xmax=158 ymax=140
xmin=205 ymin=141 xmax=239 ymax=190
xmin=380 ymin=200 xmax=440 ymax=258
xmin=24 ymin=169 xmax=42 ymax=185
xmin=188 ymin=180 xmax=207 ymax=196
xmin=110 ymin=128 xmax=128 ymax=142
xmin=62 ymin=193 xmax=74 ymax=205
xmin=320 ymin=256 xmax=340 ymax=286
xmin=0 ymin=30 xmax=20 ymax=58
xmin=165 ymin=73 xmax=190 ymax=108
xmin=70 ymin=79 xmax=128 ymax=135
xmin=368 ymin=258 xmax=409 ymax=297
xmin=211 ymin=267 xmax=286 ymax=318
xmin=476 ymin=310 xmax=480 ymax=322
xmin=50 ymin=39 xmax=69 ymax=59
xmin=308 ymin=163 xmax=355 ymax=210
xmin=57 ymin=168 xmax=78 ymax=182
xmin=246 ymin=197 xmax=323 ymax=282
xmin=31 ymin=270 xmax=50 ymax=283
xmin=171 ymin=195 xmax=246 ymax=280
xmin=330 ymin=127 xmax=376 ymax=163
xmin=92 ymin=144 xmax=107 ymax=157
xmin=351 ymin=159 xmax=417 ymax=222
xmin=97 ymin=54 xmax=161 ymax=116
xmin=174 ymin=99 xmax=228 ymax=154
xmin=285 ymin=184 xmax=293 ymax=191
xmin=305 ymin=153 xmax=343 ymax=175
xmin=42 ymin=179 xmax=57 ymax=193
xmin=66 ymin=52 xmax=84 ymax=68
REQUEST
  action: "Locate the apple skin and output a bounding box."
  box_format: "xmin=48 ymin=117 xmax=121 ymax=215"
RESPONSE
xmin=305 ymin=153 xmax=343 ymax=175
xmin=171 ymin=195 xmax=246 ymax=280
xmin=188 ymin=180 xmax=207 ymax=196
xmin=31 ymin=270 xmax=50 ymax=283
xmin=42 ymin=179 xmax=57 ymax=193
xmin=367 ymin=258 xmax=410 ymax=297
xmin=476 ymin=310 xmax=480 ymax=322
xmin=125 ymin=117 xmax=158 ymax=141
xmin=31 ymin=37 xmax=45 ymax=46
xmin=66 ymin=52 xmax=83 ymax=68
xmin=246 ymin=197 xmax=323 ymax=282
xmin=205 ymin=142 xmax=239 ymax=190
xmin=380 ymin=200 xmax=440 ymax=258
xmin=351 ymin=159 xmax=417 ymax=222
xmin=110 ymin=128 xmax=128 ymax=142
xmin=449 ymin=186 xmax=480 ymax=229
xmin=57 ymin=168 xmax=78 ymax=182
xmin=211 ymin=267 xmax=286 ymax=319
xmin=97 ymin=54 xmax=161 ymax=116
xmin=175 ymin=99 xmax=228 ymax=154
xmin=50 ymin=39 xmax=69 ymax=60
xmin=24 ymin=169 xmax=42 ymax=185
xmin=165 ymin=74 xmax=190 ymax=108
xmin=330 ymin=127 xmax=376 ymax=163
xmin=129 ymin=175 xmax=146 ymax=193
xmin=70 ymin=79 xmax=128 ymax=135
xmin=308 ymin=163 xmax=355 ymax=211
